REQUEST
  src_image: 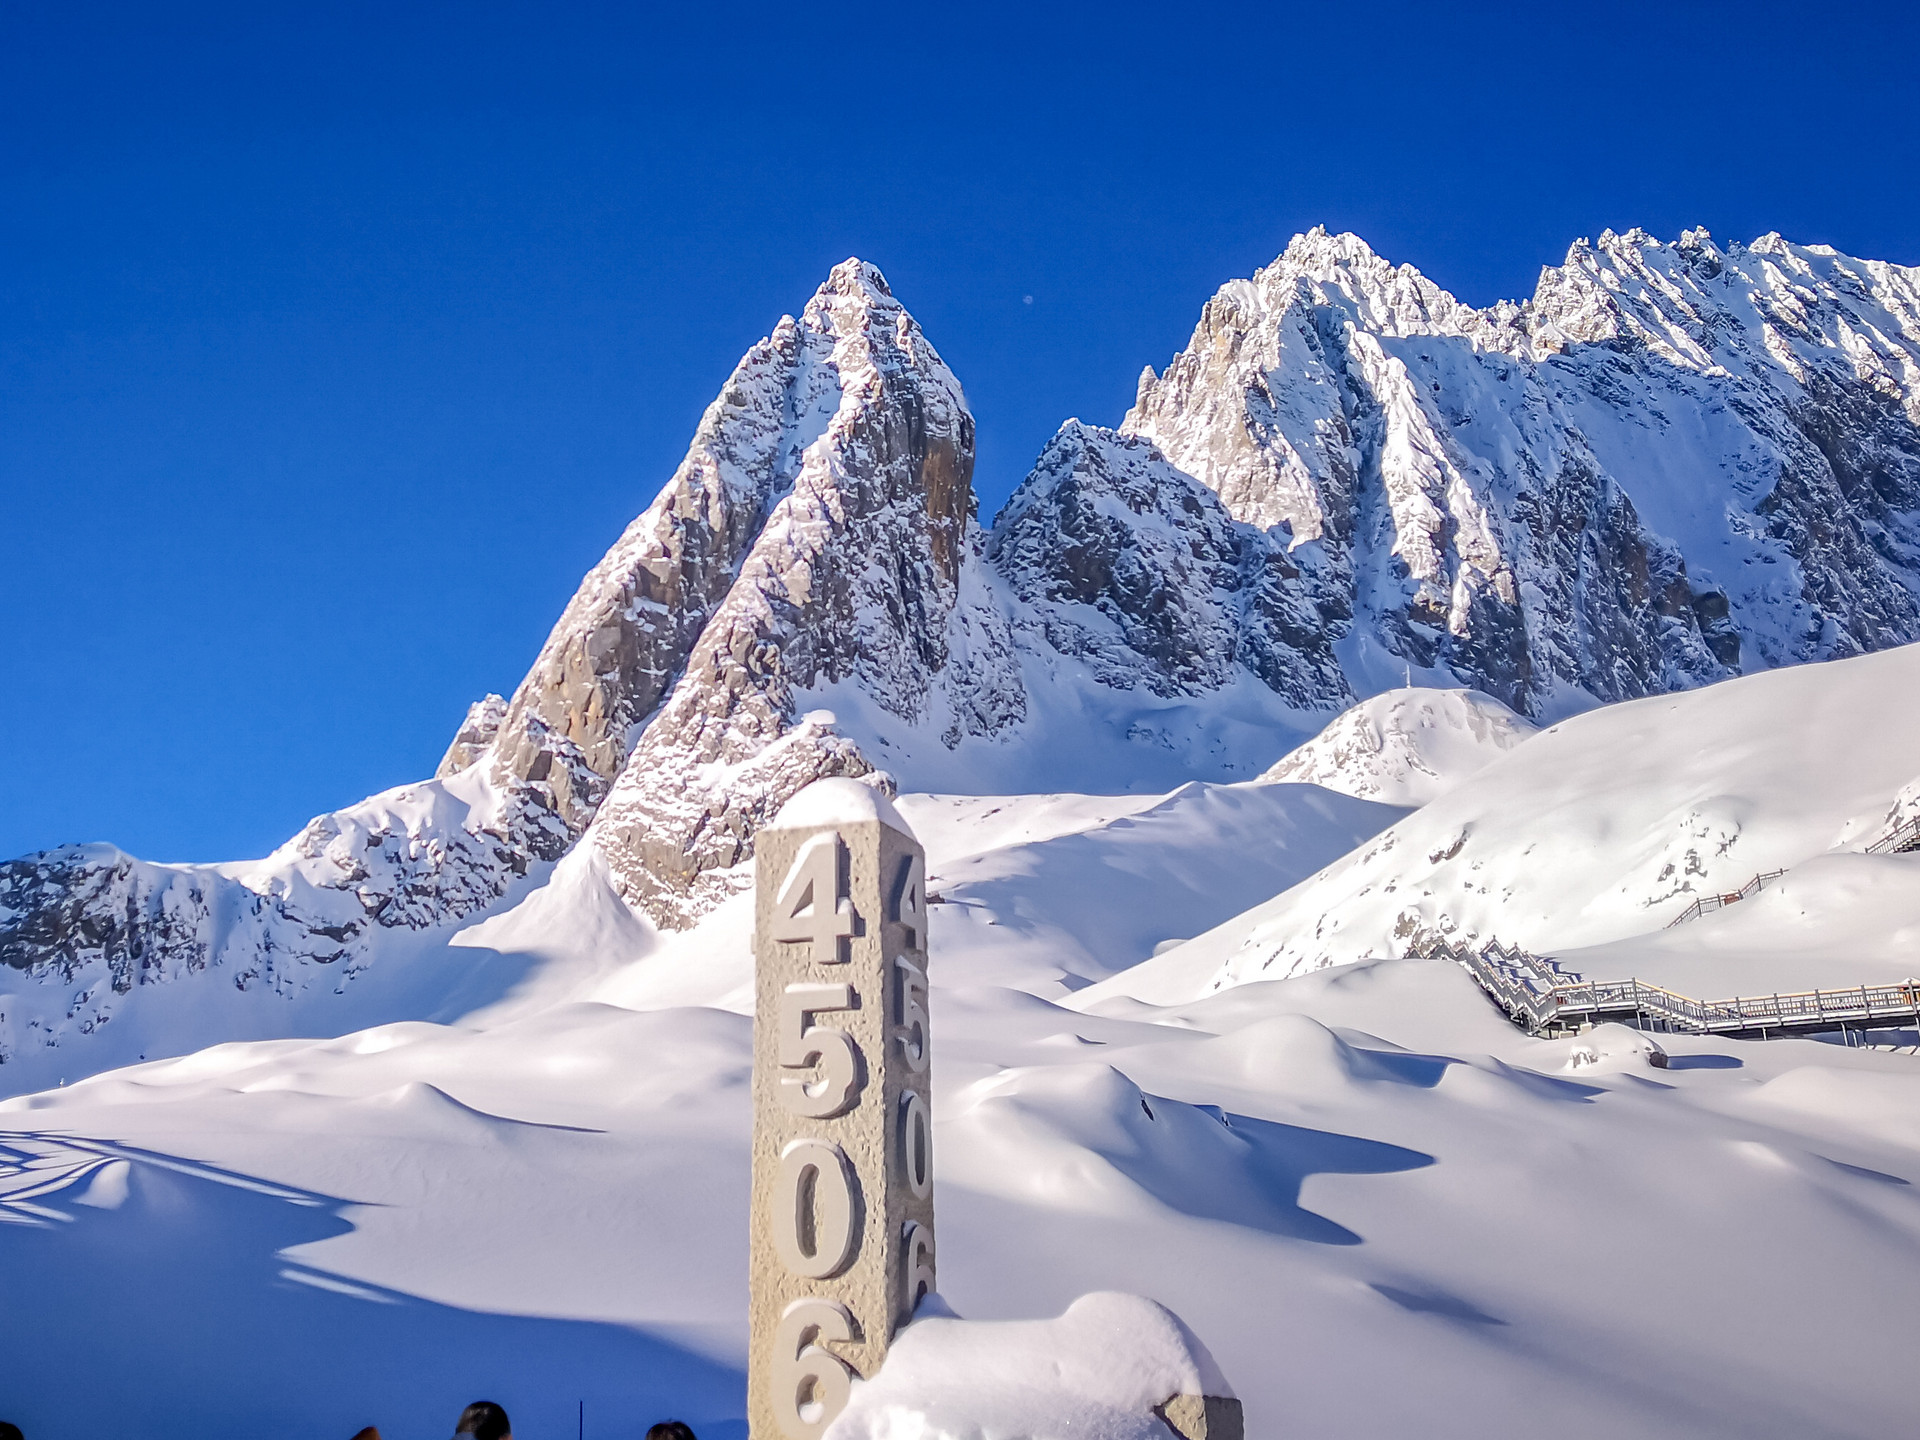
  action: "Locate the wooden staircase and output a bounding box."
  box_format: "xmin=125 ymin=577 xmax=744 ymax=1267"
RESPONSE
xmin=1415 ymin=935 xmax=1920 ymax=1041
xmin=1665 ymin=870 xmax=1787 ymax=927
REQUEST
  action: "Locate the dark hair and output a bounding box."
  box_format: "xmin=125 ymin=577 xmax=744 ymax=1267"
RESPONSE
xmin=0 ymin=1422 xmax=22 ymax=1440
xmin=646 ymin=1423 xmax=697 ymax=1440
xmin=455 ymin=1401 xmax=512 ymax=1440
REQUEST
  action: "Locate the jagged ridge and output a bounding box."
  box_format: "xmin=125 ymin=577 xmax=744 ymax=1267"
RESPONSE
xmin=7 ymin=228 xmax=1920 ymax=1070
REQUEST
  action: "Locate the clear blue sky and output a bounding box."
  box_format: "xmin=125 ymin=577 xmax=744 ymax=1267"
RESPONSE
xmin=4 ymin=0 xmax=1916 ymax=863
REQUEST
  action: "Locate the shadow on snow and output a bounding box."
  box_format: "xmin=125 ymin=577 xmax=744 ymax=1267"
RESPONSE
xmin=0 ymin=1131 xmax=744 ymax=1440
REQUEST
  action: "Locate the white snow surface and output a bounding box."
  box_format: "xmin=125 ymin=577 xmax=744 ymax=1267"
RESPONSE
xmin=8 ymin=654 xmax=1920 ymax=1438
xmin=769 ymin=773 xmax=915 ymax=837
xmin=1258 ymin=686 xmax=1539 ymax=805
xmin=1090 ymin=642 xmax=1920 ymax=1006
xmin=825 ymin=1292 xmax=1231 ymax=1440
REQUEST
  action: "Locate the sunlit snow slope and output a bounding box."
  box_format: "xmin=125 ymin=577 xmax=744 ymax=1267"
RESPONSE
xmin=9 ymin=659 xmax=1920 ymax=1439
xmin=1091 ymin=644 xmax=1920 ymax=1007
xmin=1257 ymin=686 xmax=1538 ymax=805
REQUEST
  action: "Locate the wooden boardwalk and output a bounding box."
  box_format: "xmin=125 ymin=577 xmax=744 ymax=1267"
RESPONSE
xmin=1415 ymin=935 xmax=1920 ymax=1041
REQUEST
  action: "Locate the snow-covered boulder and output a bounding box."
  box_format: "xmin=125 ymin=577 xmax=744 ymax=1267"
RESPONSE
xmin=1564 ymin=1023 xmax=1669 ymax=1073
xmin=1259 ymin=686 xmax=1538 ymax=805
xmin=826 ymin=1292 xmax=1239 ymax=1440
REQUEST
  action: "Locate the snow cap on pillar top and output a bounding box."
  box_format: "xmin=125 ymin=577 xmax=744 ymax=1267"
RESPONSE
xmin=770 ymin=777 xmax=916 ymax=840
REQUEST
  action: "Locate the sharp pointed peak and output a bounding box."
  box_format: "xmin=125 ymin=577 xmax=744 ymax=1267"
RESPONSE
xmin=1279 ymin=226 xmax=1388 ymax=268
xmin=820 ymin=257 xmax=896 ymax=301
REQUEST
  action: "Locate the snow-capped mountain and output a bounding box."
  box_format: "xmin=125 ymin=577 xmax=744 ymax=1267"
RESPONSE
xmin=7 ymin=229 xmax=1920 ymax=1073
xmin=576 ymin=262 xmax=1024 ymax=927
xmin=1126 ymin=226 xmax=1920 ymax=707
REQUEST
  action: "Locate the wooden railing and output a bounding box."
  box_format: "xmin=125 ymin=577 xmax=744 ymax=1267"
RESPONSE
xmin=1865 ymin=815 xmax=1920 ymax=855
xmin=1665 ymin=870 xmax=1786 ymax=927
xmin=1414 ymin=935 xmax=1920 ymax=1039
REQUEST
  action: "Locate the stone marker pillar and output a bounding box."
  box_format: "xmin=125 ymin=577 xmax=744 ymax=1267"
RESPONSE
xmin=749 ymin=780 xmax=935 ymax=1440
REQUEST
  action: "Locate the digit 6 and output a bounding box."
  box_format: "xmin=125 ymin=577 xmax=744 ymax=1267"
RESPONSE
xmin=772 ymin=1296 xmax=856 ymax=1440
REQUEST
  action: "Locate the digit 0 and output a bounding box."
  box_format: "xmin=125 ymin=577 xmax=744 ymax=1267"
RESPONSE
xmin=774 ymin=1138 xmax=861 ymax=1279
xmin=898 ymin=1090 xmax=932 ymax=1198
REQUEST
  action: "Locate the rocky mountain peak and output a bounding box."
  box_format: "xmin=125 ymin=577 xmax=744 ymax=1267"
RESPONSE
xmin=1124 ymin=226 xmax=1920 ymax=712
xmin=1265 ymin=226 xmax=1480 ymax=341
xmin=987 ymin=421 xmax=1345 ymax=706
xmin=578 ymin=259 xmax=1018 ymax=926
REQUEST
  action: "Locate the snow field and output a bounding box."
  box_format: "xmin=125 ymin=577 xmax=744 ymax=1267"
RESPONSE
xmin=6 ymin=662 xmax=1920 ymax=1437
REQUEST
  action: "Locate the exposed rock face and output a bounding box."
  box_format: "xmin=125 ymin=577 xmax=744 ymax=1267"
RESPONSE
xmin=0 ymin=770 xmax=535 ymax=1058
xmin=437 ymin=694 xmax=507 ymax=777
xmin=583 ymin=262 xmax=1025 ymax=926
xmin=446 ymin=289 xmax=889 ymax=842
xmin=1124 ymin=226 xmax=1920 ymax=710
xmin=988 ymin=422 xmax=1347 ymax=707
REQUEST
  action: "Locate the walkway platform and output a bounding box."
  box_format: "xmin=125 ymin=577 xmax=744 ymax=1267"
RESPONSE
xmin=1415 ymin=936 xmax=1920 ymax=1041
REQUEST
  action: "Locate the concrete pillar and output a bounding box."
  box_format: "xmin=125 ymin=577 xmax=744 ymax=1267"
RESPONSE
xmin=749 ymin=781 xmax=935 ymax=1440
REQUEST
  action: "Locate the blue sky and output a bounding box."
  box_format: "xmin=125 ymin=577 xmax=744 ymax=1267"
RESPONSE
xmin=4 ymin=0 xmax=1917 ymax=863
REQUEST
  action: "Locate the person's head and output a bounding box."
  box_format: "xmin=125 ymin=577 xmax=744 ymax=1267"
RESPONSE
xmin=0 ymin=1421 xmax=23 ymax=1440
xmin=454 ymin=1401 xmax=511 ymax=1440
xmin=646 ymin=1423 xmax=697 ymax=1440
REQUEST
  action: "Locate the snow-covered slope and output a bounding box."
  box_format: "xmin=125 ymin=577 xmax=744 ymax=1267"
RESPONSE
xmin=0 ymin=766 xmax=556 ymax=1089
xmin=10 ymin=762 xmax=1920 ymax=1440
xmin=1257 ymin=686 xmax=1538 ymax=805
xmin=1086 ymin=644 xmax=1920 ymax=1007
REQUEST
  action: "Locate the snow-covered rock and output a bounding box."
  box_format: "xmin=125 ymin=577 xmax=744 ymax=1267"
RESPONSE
xmin=987 ymin=421 xmax=1346 ymax=707
xmin=1258 ymin=686 xmax=1538 ymax=805
xmin=0 ymin=765 xmax=543 ymax=1072
xmin=1125 ymin=226 xmax=1920 ymax=709
xmin=826 ymin=1292 xmax=1234 ymax=1440
xmin=581 ymin=260 xmax=1024 ymax=926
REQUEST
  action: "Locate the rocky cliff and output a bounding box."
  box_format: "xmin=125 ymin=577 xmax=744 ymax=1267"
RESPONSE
xmin=1124 ymin=226 xmax=1920 ymax=710
xmin=987 ymin=421 xmax=1345 ymax=707
xmin=578 ymin=261 xmax=1025 ymax=927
